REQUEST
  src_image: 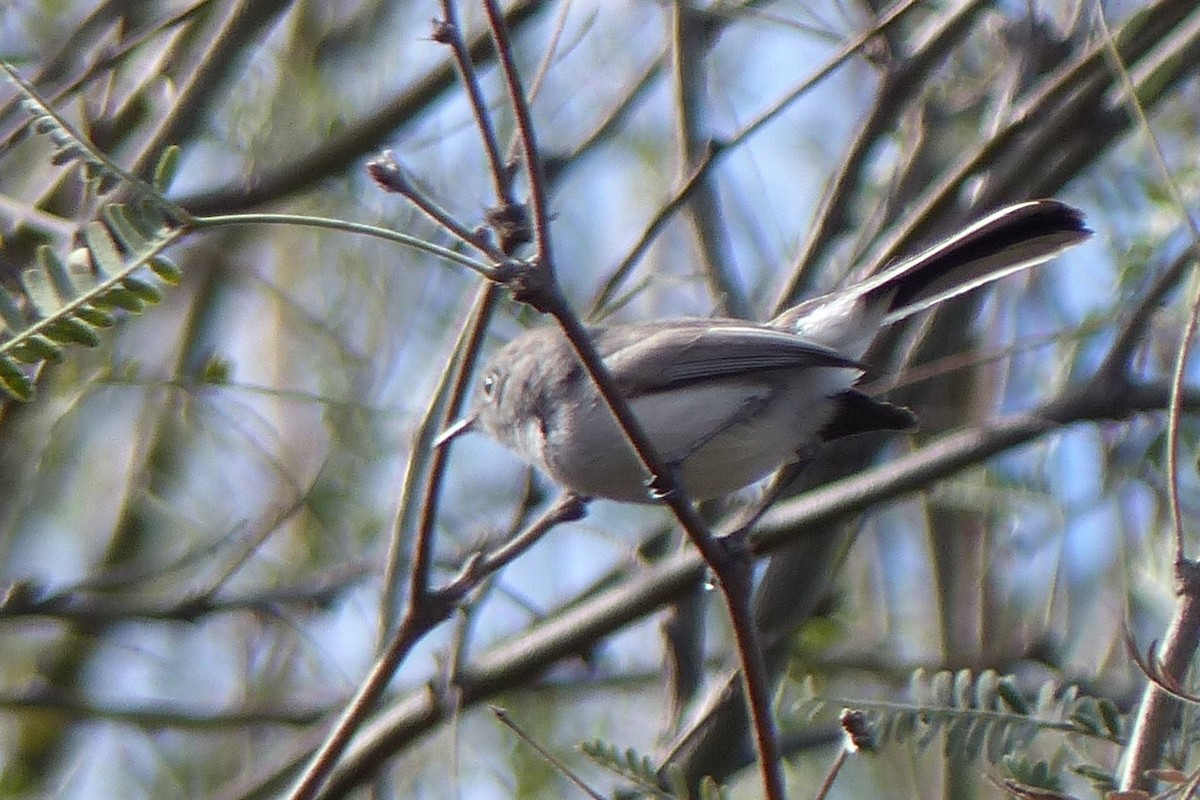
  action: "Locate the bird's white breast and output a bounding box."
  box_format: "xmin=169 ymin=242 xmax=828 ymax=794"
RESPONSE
xmin=543 ymin=367 xmax=857 ymax=503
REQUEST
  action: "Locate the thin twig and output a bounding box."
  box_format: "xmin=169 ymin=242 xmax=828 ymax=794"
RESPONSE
xmin=366 ymin=152 xmax=509 ymax=262
xmin=434 ymin=0 xmax=533 ymax=254
xmin=0 ymin=688 xmax=331 ymax=729
xmin=588 ymin=0 xmax=922 ymax=317
xmin=377 ymin=283 xmax=499 ymax=638
xmin=502 ymin=0 xmax=576 ymax=169
xmin=174 ymin=0 xmax=551 ymax=216
xmin=470 ymin=493 xmax=587 ymax=576
xmin=405 ymin=299 xmax=494 ymax=603
xmin=1093 ymin=3 xmax=1200 ymax=561
xmin=308 ymin=376 xmax=1200 ymax=797
xmin=774 ymin=0 xmax=991 ymax=312
xmin=0 ymin=560 xmax=369 ymax=624
xmin=482 ymin=4 xmax=789 ymax=796
xmin=588 ymin=146 xmax=719 ymax=317
xmin=671 ymin=2 xmax=748 ymax=317
xmin=1094 ymin=3 xmax=1200 ymax=792
xmin=287 ymin=493 xmax=586 ymax=800
xmin=544 ymin=45 xmax=667 ymax=187
xmin=721 ymin=0 xmax=922 ymax=161
xmin=436 ymin=1 xmax=513 ymax=207
xmin=813 ymin=749 xmax=848 ymax=800
xmin=287 ymin=600 xmax=435 ymax=800
xmin=491 ymin=706 xmax=607 ymax=800
xmin=710 ymin=540 xmax=787 ymax=800
xmin=1097 ymin=249 xmax=1195 ymax=381
xmin=483 ymin=0 xmax=554 ymax=264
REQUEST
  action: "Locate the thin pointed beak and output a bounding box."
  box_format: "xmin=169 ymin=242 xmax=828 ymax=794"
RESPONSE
xmin=434 ymin=415 xmax=476 ymax=448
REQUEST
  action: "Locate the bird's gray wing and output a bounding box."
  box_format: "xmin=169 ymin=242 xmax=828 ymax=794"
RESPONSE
xmin=595 ymin=321 xmax=861 ymax=396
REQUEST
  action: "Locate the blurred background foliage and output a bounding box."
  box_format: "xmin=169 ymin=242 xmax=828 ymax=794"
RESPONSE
xmin=0 ymin=0 xmax=1199 ymax=798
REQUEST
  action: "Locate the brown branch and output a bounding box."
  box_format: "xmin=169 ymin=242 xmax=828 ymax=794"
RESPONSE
xmin=0 ymin=560 xmax=370 ymax=624
xmin=0 ymin=687 xmax=330 ymax=729
xmin=773 ymin=0 xmax=992 ymax=312
xmin=1098 ymin=1 xmax=1200 ymax=788
xmin=671 ymin=2 xmax=748 ymax=317
xmin=1120 ymin=562 xmax=1200 ymax=791
xmin=377 ymin=282 xmax=501 ymax=637
xmin=173 ymin=0 xmax=551 ymax=216
xmin=302 ymin=375 xmax=1197 ymax=798
xmin=285 ymin=492 xmax=585 ymax=800
xmin=585 ymin=0 xmax=922 ymax=318
xmin=434 ymin=2 xmax=514 ymax=208
xmin=480 ymin=6 xmax=791 ymax=795
xmin=491 ymin=706 xmax=607 ymax=800
xmin=366 ymin=152 xmax=508 ymax=261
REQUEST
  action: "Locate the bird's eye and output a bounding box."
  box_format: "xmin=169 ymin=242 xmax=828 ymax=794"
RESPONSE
xmin=482 ymin=372 xmax=498 ymax=399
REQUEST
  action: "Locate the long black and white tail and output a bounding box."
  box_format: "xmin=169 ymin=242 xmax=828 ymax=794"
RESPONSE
xmin=774 ymin=200 xmax=1090 ymax=359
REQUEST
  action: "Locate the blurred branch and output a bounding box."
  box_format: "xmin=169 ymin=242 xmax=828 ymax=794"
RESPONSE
xmin=588 ymin=144 xmax=720 ymax=317
xmin=376 ymin=281 xmax=499 ymax=638
xmin=307 ymin=372 xmax=1200 ymax=797
xmin=174 ymin=0 xmax=551 ymax=215
xmin=477 ymin=1 xmax=788 ymax=792
xmin=1095 ymin=0 xmax=1200 ymax=790
xmin=668 ymin=1 xmax=1200 ymax=788
xmin=671 ymin=2 xmax=747 ymax=317
xmin=860 ymin=0 xmax=1200 ymax=272
xmin=0 ymin=261 xmax=231 ymax=790
xmin=492 ymin=706 xmax=607 ymax=800
xmin=0 ymin=1 xmax=204 ymax=146
xmin=0 ymin=687 xmax=330 ymax=729
xmin=542 ymin=46 xmax=666 ymax=185
xmin=587 ymin=0 xmax=922 ymax=317
xmin=1121 ymin=562 xmax=1200 ymax=791
xmin=119 ymin=0 xmax=296 ymax=183
xmin=286 ymin=491 xmax=585 ymax=800
xmin=774 ymin=0 xmax=991 ymax=311
xmin=0 ymin=559 xmax=370 ymax=624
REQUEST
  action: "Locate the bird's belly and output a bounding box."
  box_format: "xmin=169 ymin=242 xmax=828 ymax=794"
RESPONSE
xmin=543 ymin=373 xmax=848 ymax=503
xmin=675 ymin=426 xmax=804 ymax=499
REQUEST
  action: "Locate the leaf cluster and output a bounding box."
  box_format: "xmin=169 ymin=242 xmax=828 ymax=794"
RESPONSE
xmin=795 ymin=669 xmax=1125 ymax=791
xmin=0 ymin=63 xmax=188 ymax=400
xmin=580 ymin=739 xmax=728 ymax=800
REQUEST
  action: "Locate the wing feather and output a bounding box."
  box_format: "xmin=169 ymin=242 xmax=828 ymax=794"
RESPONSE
xmin=593 ymin=321 xmax=861 ymax=395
